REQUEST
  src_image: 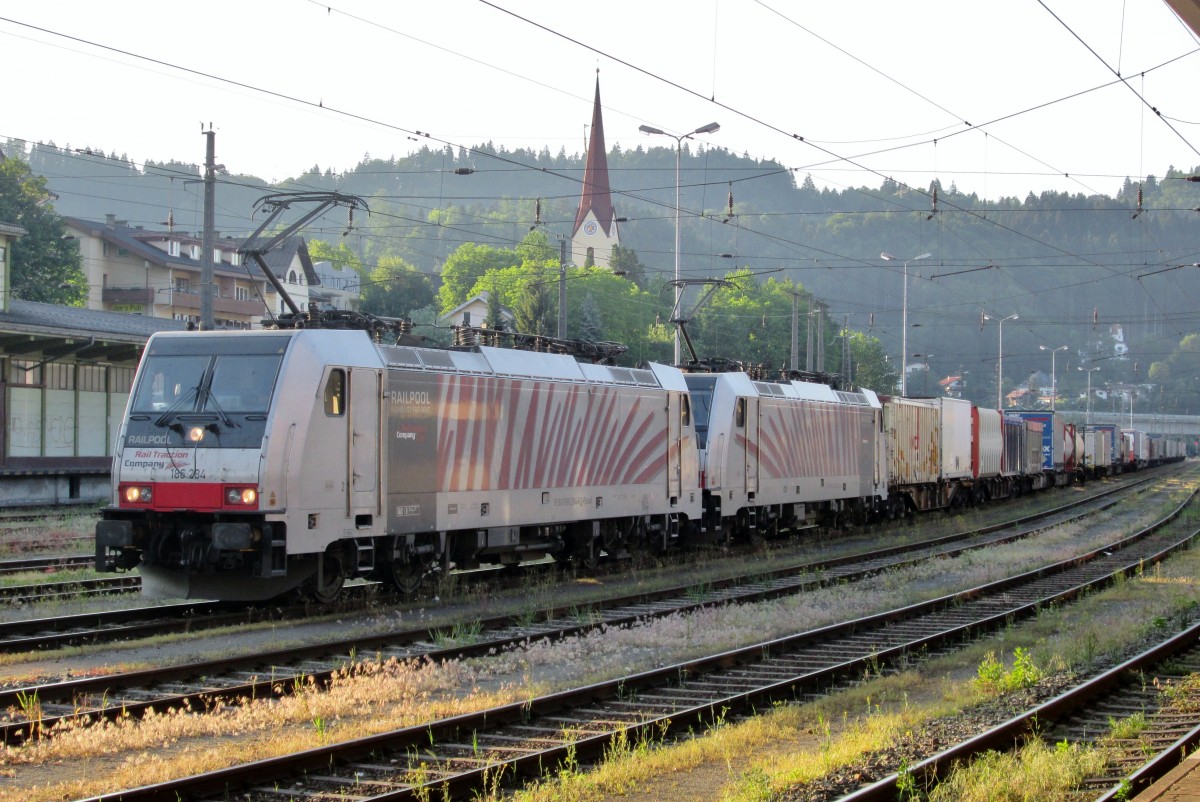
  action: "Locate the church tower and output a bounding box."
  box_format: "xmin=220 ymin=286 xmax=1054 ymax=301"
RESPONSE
xmin=571 ymin=76 xmax=619 ymax=269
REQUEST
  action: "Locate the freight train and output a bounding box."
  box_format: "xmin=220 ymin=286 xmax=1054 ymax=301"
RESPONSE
xmin=94 ymin=329 xmax=1185 ymax=601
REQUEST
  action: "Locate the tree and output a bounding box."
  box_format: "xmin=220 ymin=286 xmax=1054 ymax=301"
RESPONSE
xmin=438 ymin=242 xmax=516 ymax=313
xmin=509 ymin=273 xmax=554 ymax=335
xmin=485 ymin=287 xmax=506 ymax=330
xmin=578 ymin=292 xmax=603 ymax=341
xmin=0 ymin=156 xmax=85 ymax=305
xmin=516 ymin=229 xmax=555 ymax=263
xmin=307 ymin=239 xmax=364 ymax=275
xmin=608 ymin=244 xmax=648 ymax=288
xmin=847 ymin=330 xmax=899 ymax=393
xmin=360 ymin=255 xmax=433 ymax=318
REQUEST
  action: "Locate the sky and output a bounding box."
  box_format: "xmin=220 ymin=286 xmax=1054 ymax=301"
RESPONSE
xmin=3 ymin=0 xmax=1199 ymax=201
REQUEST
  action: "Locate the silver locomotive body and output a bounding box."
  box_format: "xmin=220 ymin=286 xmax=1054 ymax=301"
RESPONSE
xmin=686 ymin=372 xmax=887 ymax=535
xmin=97 ymin=330 xmax=701 ymax=600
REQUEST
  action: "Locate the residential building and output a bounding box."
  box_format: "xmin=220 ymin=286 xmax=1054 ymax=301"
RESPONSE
xmin=438 ymin=291 xmax=512 ymax=329
xmin=312 ymin=260 xmax=359 ymax=312
xmin=0 ymin=221 xmax=26 ymax=314
xmin=64 ymin=216 xmax=345 ymax=328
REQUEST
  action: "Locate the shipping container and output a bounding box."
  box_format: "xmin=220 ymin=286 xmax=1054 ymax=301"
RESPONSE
xmin=1082 ymin=425 xmax=1114 ymax=475
xmin=1008 ymin=411 xmax=1063 ymax=471
xmin=882 ymin=396 xmax=941 ymax=487
xmin=972 ymin=406 xmax=1003 ymax=479
xmin=1122 ymin=428 xmax=1149 ymax=467
xmin=941 ymin=397 xmax=974 ymax=480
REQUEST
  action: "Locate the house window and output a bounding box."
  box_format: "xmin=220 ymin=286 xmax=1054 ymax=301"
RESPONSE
xmin=175 ymin=277 xmax=190 ymax=291
xmin=213 ymin=248 xmax=222 ymax=264
xmin=235 ymin=286 xmax=250 ymax=301
xmin=287 ymin=269 xmax=300 ymax=285
xmin=168 ymin=241 xmax=180 ymax=257
xmin=231 ymin=252 xmax=241 ymax=266
xmin=189 ymin=245 xmax=201 ymax=260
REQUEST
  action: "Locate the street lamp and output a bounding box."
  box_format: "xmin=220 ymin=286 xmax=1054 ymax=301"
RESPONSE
xmin=639 ymin=121 xmax=721 ymax=365
xmin=1079 ymin=366 xmax=1100 ymax=424
xmin=881 ymin=251 xmax=931 ymax=396
xmin=1039 ymin=345 xmax=1068 ymax=411
xmin=983 ymin=313 xmax=1019 ymax=409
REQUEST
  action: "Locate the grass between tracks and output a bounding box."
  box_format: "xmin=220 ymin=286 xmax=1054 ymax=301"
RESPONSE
xmin=506 ymin=479 xmax=1200 ymax=802
xmin=1 ymin=475 xmax=1196 ymax=800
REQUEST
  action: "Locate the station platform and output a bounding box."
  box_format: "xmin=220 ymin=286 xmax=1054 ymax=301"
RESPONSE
xmin=1134 ymin=751 xmax=1200 ymax=801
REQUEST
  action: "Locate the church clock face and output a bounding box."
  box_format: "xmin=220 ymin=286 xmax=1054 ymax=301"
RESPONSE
xmin=583 ymin=221 xmax=598 ymax=236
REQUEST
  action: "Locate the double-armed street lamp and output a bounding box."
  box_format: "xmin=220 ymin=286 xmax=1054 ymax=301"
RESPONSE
xmin=639 ymin=121 xmax=721 ymax=365
xmin=1039 ymin=344 xmax=1068 ymax=411
xmin=983 ymin=313 xmax=1019 ymax=409
xmin=881 ymin=251 xmax=931 ymax=396
xmin=1079 ymin=365 xmax=1101 ymax=424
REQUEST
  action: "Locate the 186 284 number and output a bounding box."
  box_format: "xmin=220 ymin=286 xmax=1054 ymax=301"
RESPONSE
xmin=172 ymin=467 xmax=206 ymax=480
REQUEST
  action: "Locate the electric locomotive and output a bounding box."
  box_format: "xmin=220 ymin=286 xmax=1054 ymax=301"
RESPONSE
xmin=96 ymin=328 xmax=702 ymax=600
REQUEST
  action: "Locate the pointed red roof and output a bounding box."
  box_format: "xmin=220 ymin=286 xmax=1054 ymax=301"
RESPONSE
xmin=573 ymin=77 xmax=617 ymax=237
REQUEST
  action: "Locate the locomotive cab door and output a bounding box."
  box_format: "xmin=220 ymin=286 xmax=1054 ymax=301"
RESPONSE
xmin=667 ymin=392 xmax=683 ymax=500
xmin=348 ymin=368 xmax=382 ymax=516
xmin=741 ymin=396 xmax=759 ymax=496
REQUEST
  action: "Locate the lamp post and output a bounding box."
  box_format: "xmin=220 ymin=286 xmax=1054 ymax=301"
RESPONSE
xmin=1039 ymin=345 xmax=1068 ymax=411
xmin=881 ymin=251 xmax=931 ymax=396
xmin=639 ymin=121 xmax=721 ymax=365
xmin=983 ymin=313 xmax=1018 ymax=409
xmin=1079 ymin=366 xmax=1100 ymax=424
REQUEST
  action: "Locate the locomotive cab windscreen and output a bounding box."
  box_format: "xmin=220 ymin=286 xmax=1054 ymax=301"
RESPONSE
xmin=121 ymin=334 xmax=291 ymax=455
xmin=132 ymin=346 xmax=284 ymax=421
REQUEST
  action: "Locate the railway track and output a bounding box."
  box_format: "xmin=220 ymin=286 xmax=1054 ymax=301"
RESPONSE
xmin=0 ymin=470 xmax=1179 ymax=749
xmin=57 ymin=467 xmax=1200 ymax=800
xmin=0 ymin=553 xmax=93 ymax=577
xmin=836 ymin=621 xmax=1200 ymax=802
xmin=0 ymin=504 xmax=98 ymax=526
xmin=0 ymin=574 xmax=140 ymax=603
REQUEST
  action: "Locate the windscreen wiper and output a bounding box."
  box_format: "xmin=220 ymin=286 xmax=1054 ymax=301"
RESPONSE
xmin=201 ymin=389 xmax=236 ymax=429
xmin=153 ymin=386 xmax=200 ymax=428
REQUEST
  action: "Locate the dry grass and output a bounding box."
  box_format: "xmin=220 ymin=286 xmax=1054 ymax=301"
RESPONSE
xmin=4 ymin=657 xmax=518 ymax=801
xmin=927 ymin=739 xmax=1109 ymax=802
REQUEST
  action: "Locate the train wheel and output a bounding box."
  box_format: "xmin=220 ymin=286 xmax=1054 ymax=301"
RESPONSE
xmin=382 ymin=558 xmax=426 ymax=596
xmin=305 ymin=550 xmax=348 ymax=604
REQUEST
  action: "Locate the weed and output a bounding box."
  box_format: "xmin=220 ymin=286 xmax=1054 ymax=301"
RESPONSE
xmin=973 ymin=648 xmax=1042 ymax=694
xmin=16 ymin=689 xmax=42 ymax=741
xmin=895 ymin=757 xmax=918 ymax=801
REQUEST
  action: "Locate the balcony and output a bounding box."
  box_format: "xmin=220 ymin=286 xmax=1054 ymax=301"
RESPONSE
xmin=102 ymin=286 xmax=153 ymax=305
xmin=104 ymin=286 xmax=265 ymax=319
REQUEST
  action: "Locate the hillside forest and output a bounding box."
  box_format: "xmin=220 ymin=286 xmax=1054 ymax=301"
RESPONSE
xmin=7 ymin=138 xmax=1200 ymax=416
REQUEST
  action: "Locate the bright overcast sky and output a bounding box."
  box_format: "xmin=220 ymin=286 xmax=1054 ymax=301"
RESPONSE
xmin=2 ymin=0 xmax=1199 ymax=200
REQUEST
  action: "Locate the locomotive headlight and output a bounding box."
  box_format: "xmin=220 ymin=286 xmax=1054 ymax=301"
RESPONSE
xmin=123 ymin=485 xmax=152 ymax=503
xmin=187 ymin=426 xmax=205 ymax=443
xmin=225 ymin=486 xmax=258 ymax=506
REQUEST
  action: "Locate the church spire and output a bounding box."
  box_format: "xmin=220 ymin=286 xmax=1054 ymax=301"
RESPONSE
xmin=571 ymin=74 xmax=619 ymax=268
